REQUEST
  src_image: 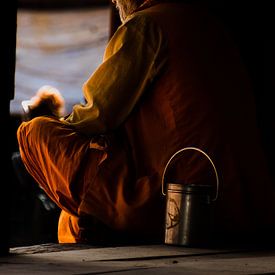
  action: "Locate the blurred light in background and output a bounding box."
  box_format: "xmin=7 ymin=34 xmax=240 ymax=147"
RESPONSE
xmin=12 ymin=2 xmax=110 ymax=116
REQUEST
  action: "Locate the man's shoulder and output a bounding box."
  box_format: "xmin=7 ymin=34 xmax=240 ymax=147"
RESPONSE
xmin=121 ymin=9 xmax=163 ymax=39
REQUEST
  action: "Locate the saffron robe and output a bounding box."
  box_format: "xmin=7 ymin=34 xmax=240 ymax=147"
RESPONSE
xmin=17 ymin=1 xmax=275 ymax=243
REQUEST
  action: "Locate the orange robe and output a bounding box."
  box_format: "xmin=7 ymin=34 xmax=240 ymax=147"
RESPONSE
xmin=17 ymin=1 xmax=275 ymax=244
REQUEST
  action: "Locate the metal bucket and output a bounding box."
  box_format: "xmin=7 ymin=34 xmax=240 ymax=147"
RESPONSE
xmin=162 ymin=147 xmax=219 ymax=247
xmin=165 ymin=183 xmax=213 ymax=246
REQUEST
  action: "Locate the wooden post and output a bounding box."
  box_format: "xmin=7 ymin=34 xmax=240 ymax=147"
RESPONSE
xmin=0 ymin=0 xmax=17 ymax=255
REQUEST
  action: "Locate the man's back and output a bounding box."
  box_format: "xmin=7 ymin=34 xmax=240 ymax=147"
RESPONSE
xmin=121 ymin=1 xmax=275 ymax=241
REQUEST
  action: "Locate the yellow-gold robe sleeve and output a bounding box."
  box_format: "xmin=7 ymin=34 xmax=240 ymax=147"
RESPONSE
xmin=63 ymin=13 xmax=167 ymax=136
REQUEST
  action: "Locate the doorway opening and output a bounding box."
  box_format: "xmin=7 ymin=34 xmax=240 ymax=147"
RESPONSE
xmin=10 ymin=0 xmax=110 ymax=247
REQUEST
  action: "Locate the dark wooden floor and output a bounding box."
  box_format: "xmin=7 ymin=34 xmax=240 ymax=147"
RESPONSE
xmin=1 ymin=243 xmax=275 ymax=274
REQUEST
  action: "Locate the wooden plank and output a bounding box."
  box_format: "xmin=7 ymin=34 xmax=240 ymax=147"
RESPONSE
xmin=10 ymin=244 xmax=239 ymax=259
xmin=2 ymin=245 xmax=275 ymax=274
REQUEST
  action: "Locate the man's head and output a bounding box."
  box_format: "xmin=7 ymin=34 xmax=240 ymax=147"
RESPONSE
xmin=112 ymin=0 xmax=144 ymax=22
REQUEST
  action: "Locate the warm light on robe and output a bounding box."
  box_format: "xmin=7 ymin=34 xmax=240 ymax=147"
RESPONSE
xmin=63 ymin=12 xmax=167 ymax=136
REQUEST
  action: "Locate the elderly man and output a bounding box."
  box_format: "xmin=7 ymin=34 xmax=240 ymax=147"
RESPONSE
xmin=17 ymin=0 xmax=275 ymax=245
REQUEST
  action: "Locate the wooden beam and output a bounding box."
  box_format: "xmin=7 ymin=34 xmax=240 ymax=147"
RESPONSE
xmin=0 ymin=0 xmax=17 ymax=256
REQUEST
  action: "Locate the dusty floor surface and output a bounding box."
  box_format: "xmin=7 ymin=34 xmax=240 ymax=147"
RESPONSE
xmin=1 ymin=243 xmax=275 ymax=274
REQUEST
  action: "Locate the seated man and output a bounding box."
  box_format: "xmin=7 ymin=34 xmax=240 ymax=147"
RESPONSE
xmin=16 ymin=0 xmax=275 ymax=245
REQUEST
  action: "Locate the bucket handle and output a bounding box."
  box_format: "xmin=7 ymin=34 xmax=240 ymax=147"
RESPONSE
xmin=161 ymin=147 xmax=219 ymax=201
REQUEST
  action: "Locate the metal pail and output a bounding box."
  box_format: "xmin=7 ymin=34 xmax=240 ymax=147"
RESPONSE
xmin=165 ymin=183 xmax=213 ymax=246
xmin=162 ymin=147 xmax=219 ymax=247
